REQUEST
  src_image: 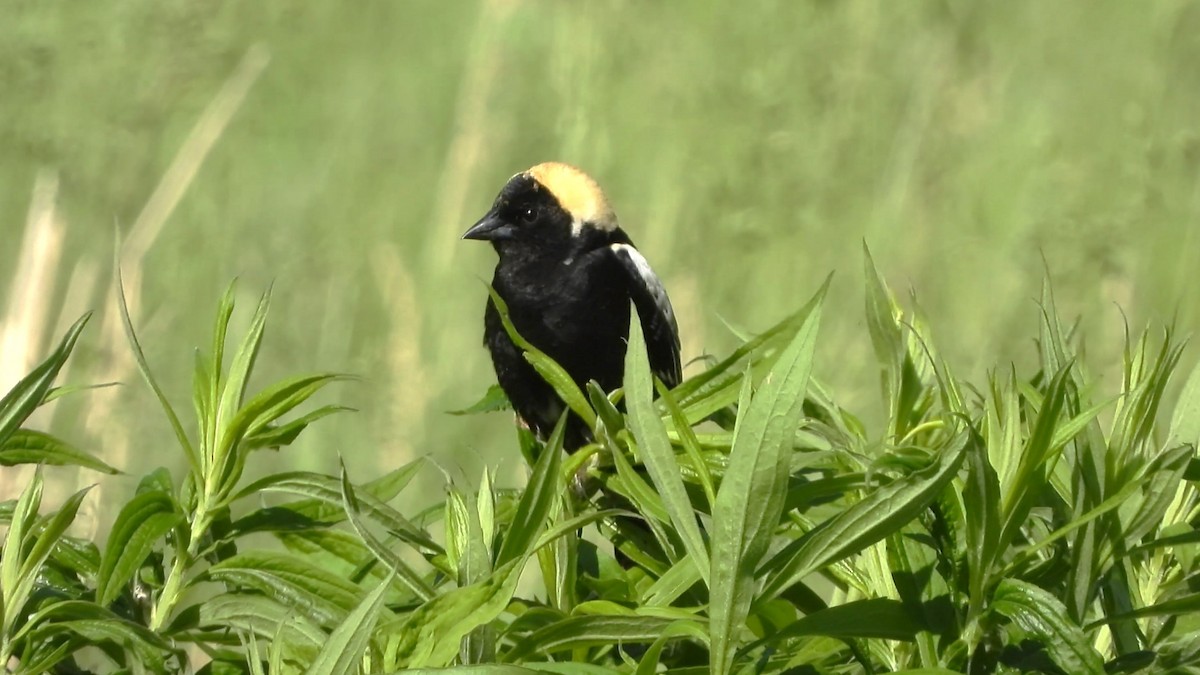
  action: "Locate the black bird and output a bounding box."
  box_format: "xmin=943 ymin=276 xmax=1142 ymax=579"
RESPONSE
xmin=464 ymin=162 xmax=681 ymax=450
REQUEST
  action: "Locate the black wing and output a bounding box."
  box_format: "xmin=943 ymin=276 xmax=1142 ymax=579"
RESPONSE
xmin=609 ymin=243 xmax=682 ymax=388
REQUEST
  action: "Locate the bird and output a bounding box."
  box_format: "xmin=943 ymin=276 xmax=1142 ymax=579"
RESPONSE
xmin=463 ymin=162 xmax=682 ymax=450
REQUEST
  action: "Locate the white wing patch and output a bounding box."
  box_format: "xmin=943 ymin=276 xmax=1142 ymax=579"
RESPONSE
xmin=610 ymin=243 xmax=677 ymax=332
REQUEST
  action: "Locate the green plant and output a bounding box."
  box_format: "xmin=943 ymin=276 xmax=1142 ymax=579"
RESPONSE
xmin=3 ymin=253 xmax=1200 ymax=673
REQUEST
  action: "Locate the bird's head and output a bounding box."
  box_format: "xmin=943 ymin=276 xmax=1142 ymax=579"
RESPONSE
xmin=463 ymin=162 xmax=618 ymax=256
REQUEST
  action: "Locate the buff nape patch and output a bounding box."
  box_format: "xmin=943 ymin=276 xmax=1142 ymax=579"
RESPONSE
xmin=526 ymin=162 xmax=618 ymax=232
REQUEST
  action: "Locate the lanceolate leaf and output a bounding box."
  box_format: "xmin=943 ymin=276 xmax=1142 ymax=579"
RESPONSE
xmin=709 ymin=280 xmax=826 ymax=675
xmin=494 ymin=413 xmax=565 ymax=568
xmin=24 ymin=600 xmax=176 ymax=670
xmin=0 ymin=313 xmax=90 ymax=447
xmin=232 ymin=471 xmax=442 ymax=554
xmin=505 ymin=615 xmax=693 ymax=662
xmin=96 ymin=489 xmax=182 ymax=606
xmin=4 ymin=484 xmax=90 ymax=637
xmin=205 ymin=551 xmax=370 ymax=626
xmin=0 ymin=429 xmax=118 ymax=474
xmin=243 ymin=404 xmax=354 ymax=451
xmin=625 ymin=308 xmax=710 ymax=585
xmin=199 ymin=594 xmax=326 ymax=648
xmin=1167 ymin=358 xmax=1200 ymax=450
xmin=340 ymin=461 xmax=436 ymax=601
xmin=303 ymin=572 xmax=393 ymax=675
xmin=761 ymin=430 xmax=968 ymax=601
xmin=388 ymin=557 xmax=528 ymax=668
xmin=743 ymin=598 xmax=924 ymax=653
xmin=992 ymin=579 xmax=1105 ymax=674
xmin=117 ymin=269 xmax=199 ymax=471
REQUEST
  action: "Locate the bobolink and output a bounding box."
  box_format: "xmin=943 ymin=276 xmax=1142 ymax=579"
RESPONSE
xmin=464 ymin=162 xmax=681 ymax=449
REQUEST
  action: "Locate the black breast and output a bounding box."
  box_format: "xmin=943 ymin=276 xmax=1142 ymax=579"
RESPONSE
xmin=483 ymin=248 xmax=631 ymax=447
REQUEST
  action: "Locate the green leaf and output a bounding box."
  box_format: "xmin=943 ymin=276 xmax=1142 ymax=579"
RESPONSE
xmin=642 ymin=556 xmax=703 ymax=607
xmin=233 ymin=471 xmax=442 ymax=554
xmin=670 ymin=284 xmax=824 ymax=423
xmin=205 ymin=551 xmax=369 ymax=625
xmin=198 ymin=593 xmax=326 ymax=648
xmin=215 ymin=285 xmax=272 ymax=455
xmin=0 ymin=313 xmax=89 ymax=447
xmin=635 ymin=620 xmax=711 ymax=675
xmin=448 ymin=384 xmax=512 ymax=415
xmin=744 ymin=598 xmax=923 ymax=654
xmin=495 ymin=413 xmax=565 ymax=568
xmin=117 ymin=268 xmax=199 ymax=471
xmin=278 ymin=458 xmax=428 ymax=524
xmin=505 ymin=615 xmax=692 ymax=662
xmin=624 ymin=306 xmax=710 ymax=585
xmin=41 ymin=381 xmax=119 ymax=404
xmin=1 ymin=468 xmax=44 ymax=633
xmin=340 ymin=461 xmax=436 ymax=601
xmin=303 ymin=572 xmax=393 ymax=675
xmin=215 ymin=373 xmax=347 ymax=501
xmin=657 ymin=378 xmax=717 ymax=509
xmin=962 ymin=429 xmax=1000 ymax=625
xmin=390 ymin=557 xmax=527 ymax=668
xmin=1122 ymin=444 xmax=1194 ymax=545
xmin=0 ymin=428 xmax=119 ymax=473
xmin=203 ymin=281 xmax=238 ymax=460
xmin=1086 ymin=591 xmax=1200 ymax=628
xmin=762 ymin=430 xmax=968 ymax=600
xmin=992 ymin=578 xmax=1105 ymax=674
xmin=995 ymin=364 xmax=1073 ymax=555
xmin=243 ymin=405 xmax=354 ymax=451
xmin=23 ymin=600 xmax=176 ymax=670
xmin=96 ymin=489 xmax=182 ymax=606
xmin=5 ymin=484 xmax=90 ymax=637
xmin=401 ymin=666 xmax=620 ymax=675
xmin=709 ymin=280 xmax=826 ymax=675
xmin=1168 ymin=358 xmax=1200 ymax=449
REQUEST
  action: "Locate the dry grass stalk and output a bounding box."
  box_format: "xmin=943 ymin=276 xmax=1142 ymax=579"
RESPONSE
xmin=85 ymin=46 xmax=270 ymax=472
xmin=0 ymin=171 xmax=65 ymax=500
xmin=424 ymin=0 xmax=518 ymax=270
xmin=371 ymin=244 xmax=427 ymax=463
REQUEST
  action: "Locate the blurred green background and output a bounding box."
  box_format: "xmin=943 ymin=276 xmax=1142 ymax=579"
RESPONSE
xmin=3 ymin=1 xmax=1200 ymax=509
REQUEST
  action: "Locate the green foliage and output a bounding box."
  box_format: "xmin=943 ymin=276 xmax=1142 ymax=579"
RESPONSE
xmin=4 ymin=258 xmax=1200 ymax=673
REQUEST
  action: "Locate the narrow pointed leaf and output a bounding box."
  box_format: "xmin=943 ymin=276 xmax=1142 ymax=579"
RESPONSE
xmin=0 ymin=313 xmax=90 ymax=446
xmin=495 ymin=413 xmax=565 ymax=568
xmin=390 ymin=557 xmax=527 ymax=668
xmin=96 ymin=490 xmax=182 ymax=606
xmin=762 ymin=431 xmax=968 ymax=600
xmin=625 ymin=307 xmax=710 ymax=584
xmin=117 ymin=269 xmax=198 ymax=470
xmin=709 ymin=281 xmax=826 ymax=675
xmin=0 ymin=429 xmax=118 ymax=474
xmin=303 ymin=573 xmax=393 ymax=675
xmin=992 ymin=579 xmax=1105 ymax=674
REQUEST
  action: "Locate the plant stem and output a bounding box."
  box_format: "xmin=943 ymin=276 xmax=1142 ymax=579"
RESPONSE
xmin=149 ymin=497 xmax=211 ymax=632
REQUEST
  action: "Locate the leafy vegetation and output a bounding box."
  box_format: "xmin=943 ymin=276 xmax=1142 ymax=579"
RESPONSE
xmin=2 ymin=251 xmax=1199 ymax=673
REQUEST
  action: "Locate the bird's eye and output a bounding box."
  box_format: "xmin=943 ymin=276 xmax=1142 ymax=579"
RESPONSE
xmin=518 ymin=206 xmax=538 ymax=224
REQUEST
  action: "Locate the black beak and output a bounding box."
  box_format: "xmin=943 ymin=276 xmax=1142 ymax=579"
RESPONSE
xmin=462 ymin=211 xmax=515 ymax=241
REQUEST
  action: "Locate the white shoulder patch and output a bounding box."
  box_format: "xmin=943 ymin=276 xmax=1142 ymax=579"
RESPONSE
xmin=610 ymin=243 xmax=677 ymax=331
